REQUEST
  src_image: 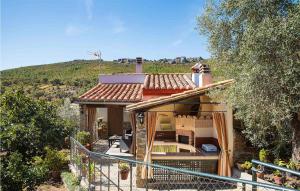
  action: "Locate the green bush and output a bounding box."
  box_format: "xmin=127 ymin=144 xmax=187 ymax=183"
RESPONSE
xmin=259 ymin=149 xmax=268 ymax=162
xmin=241 ymin=161 xmax=252 ymax=170
xmin=76 ymin=131 xmax=91 ymax=145
xmin=43 ymin=147 xmax=68 ymax=172
xmin=61 ymin=172 xmax=80 ymax=191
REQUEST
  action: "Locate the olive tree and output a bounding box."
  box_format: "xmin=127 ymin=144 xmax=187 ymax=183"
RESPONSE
xmin=198 ymin=0 xmax=300 ymax=159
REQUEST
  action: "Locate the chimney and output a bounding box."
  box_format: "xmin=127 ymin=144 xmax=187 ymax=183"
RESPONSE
xmin=191 ymin=62 xmax=212 ymax=87
xmin=136 ymin=57 xmax=143 ymax=73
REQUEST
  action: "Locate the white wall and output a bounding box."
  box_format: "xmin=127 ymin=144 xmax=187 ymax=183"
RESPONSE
xmin=96 ymin=108 xmax=108 ymax=122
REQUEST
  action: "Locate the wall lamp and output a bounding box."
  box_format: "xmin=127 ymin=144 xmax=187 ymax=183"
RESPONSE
xmin=137 ymin=112 xmax=145 ymax=125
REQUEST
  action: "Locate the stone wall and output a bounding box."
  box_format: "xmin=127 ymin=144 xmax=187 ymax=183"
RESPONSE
xmin=232 ymin=128 xmax=256 ymax=163
xmin=135 ymin=113 xmax=147 ymax=188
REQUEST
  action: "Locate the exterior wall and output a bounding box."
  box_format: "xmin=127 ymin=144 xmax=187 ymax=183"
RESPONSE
xmin=135 ymin=113 xmax=147 ymax=187
xmin=79 ymin=104 xmax=87 ymax=131
xmin=99 ymin=73 xmax=145 ymax=83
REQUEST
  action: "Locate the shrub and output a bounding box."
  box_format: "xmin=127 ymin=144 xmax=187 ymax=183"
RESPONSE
xmin=259 ymin=149 xmax=268 ymax=162
xmin=50 ymin=79 xmax=63 ymax=86
xmin=76 ymin=131 xmax=91 ymax=145
xmin=61 ymin=172 xmax=80 ymax=191
xmin=241 ymin=161 xmax=252 ymax=170
xmin=43 ymin=147 xmax=68 ymax=173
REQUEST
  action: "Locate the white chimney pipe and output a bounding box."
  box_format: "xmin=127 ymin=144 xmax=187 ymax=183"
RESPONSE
xmin=191 ymin=62 xmax=212 ymax=87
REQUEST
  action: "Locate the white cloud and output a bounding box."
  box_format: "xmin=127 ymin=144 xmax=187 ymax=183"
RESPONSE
xmin=172 ymin=39 xmax=183 ymax=46
xmin=84 ymin=0 xmax=93 ymax=20
xmin=65 ymin=25 xmax=86 ymax=36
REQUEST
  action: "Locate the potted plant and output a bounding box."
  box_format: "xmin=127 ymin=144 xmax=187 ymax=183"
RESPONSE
xmin=256 ymin=165 xmax=265 ymax=179
xmin=241 ymin=161 xmax=252 ymax=174
xmin=256 ymin=149 xmax=268 ymax=179
xmin=286 ymin=159 xmax=297 ymax=178
xmin=44 ymin=147 xmax=68 ymax=180
xmin=119 ymin=162 xmax=130 ymax=180
xmin=273 ymin=170 xmax=285 ymax=185
xmin=76 ymin=131 xmax=92 ymax=150
xmin=259 ymin=149 xmax=268 ymax=162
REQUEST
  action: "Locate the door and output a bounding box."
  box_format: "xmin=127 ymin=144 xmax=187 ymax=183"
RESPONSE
xmin=108 ymin=106 xmax=124 ymax=136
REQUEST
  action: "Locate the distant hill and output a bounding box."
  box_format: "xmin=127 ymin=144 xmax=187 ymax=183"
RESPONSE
xmin=1 ymin=60 xmax=210 ymax=103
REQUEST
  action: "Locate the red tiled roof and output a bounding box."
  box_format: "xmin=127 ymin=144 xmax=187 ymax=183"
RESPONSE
xmin=143 ymin=74 xmax=196 ymax=90
xmin=78 ymin=83 xmax=143 ymax=103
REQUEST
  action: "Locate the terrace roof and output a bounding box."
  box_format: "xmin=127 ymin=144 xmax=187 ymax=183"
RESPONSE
xmin=126 ymin=79 xmax=234 ymax=111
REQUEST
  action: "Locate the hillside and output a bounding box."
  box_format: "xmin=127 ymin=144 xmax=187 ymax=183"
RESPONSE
xmin=2 ymin=60 xmax=218 ymax=103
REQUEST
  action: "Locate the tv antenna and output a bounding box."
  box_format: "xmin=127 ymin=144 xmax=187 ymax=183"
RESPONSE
xmin=88 ymin=50 xmax=102 ymax=73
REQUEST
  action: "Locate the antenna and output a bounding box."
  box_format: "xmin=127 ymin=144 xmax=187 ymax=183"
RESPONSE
xmin=88 ymin=50 xmax=102 ymax=73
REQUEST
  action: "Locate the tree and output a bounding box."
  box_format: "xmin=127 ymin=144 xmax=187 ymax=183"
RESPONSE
xmin=198 ymin=0 xmax=300 ymax=158
xmin=0 ymin=90 xmax=74 ymax=190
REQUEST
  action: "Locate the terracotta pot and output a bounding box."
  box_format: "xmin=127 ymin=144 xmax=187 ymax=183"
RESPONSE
xmin=85 ymin=143 xmax=92 ymax=151
xmin=120 ymin=170 xmax=129 ymax=180
xmin=257 ymin=172 xmax=264 ymax=179
xmin=51 ymin=170 xmax=61 ymax=180
xmin=82 ymin=168 xmax=87 ymax=177
xmin=82 ymin=155 xmax=88 ymax=163
xmin=273 ymin=176 xmax=284 ymax=185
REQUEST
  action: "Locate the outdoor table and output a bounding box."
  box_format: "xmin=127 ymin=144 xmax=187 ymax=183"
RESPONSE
xmin=108 ymin=135 xmax=122 ymax=147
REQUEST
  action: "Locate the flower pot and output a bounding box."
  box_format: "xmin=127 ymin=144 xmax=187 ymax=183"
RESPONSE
xmin=274 ymin=176 xmax=284 ymax=185
xmin=120 ymin=170 xmax=129 ymax=180
xmin=257 ymin=172 xmax=264 ymax=179
xmin=82 ymin=168 xmax=87 ymax=177
xmin=85 ymin=143 xmax=92 ymax=151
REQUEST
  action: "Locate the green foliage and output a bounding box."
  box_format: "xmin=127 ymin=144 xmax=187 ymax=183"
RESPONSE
xmin=61 ymin=172 xmax=80 ymax=191
xmin=76 ymin=131 xmax=91 ymax=145
xmin=259 ymin=149 xmax=268 ymax=162
xmin=118 ymin=162 xmax=130 ymax=171
xmin=0 ymin=90 xmax=74 ymax=190
xmin=198 ymin=0 xmax=300 ymax=157
xmin=43 ymin=147 xmax=68 ymax=172
xmin=273 ymin=170 xmax=282 ymax=177
xmin=241 ymin=161 xmax=252 ymax=170
xmin=286 ymin=159 xmax=297 ymax=170
xmin=274 ymin=159 xmax=287 ymax=167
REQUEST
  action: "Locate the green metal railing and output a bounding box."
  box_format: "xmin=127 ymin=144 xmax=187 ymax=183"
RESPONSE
xmin=70 ymin=137 xmax=299 ymax=191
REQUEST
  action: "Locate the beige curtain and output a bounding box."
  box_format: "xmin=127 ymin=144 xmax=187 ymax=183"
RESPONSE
xmin=212 ymin=112 xmax=231 ymax=177
xmin=130 ymin=112 xmax=136 ymax=154
xmin=141 ymin=112 xmax=157 ymax=179
xmin=87 ymin=107 xmax=97 ymax=142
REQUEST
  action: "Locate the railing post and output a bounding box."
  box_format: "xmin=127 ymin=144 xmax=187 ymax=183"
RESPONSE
xmin=145 ymin=164 xmax=148 ymax=191
xmin=88 ymin=154 xmax=91 ymax=189
xmin=168 ymin=169 xmax=171 ymax=191
xmin=242 ymin=183 xmax=246 ymax=191
xmin=252 ymin=165 xmax=257 ymax=191
xmin=130 ymin=163 xmax=133 ymax=191
xmin=117 ymin=160 xmax=120 ymax=191
xmin=108 ymin=158 xmax=110 ymax=191
xmin=100 ymin=156 xmax=102 ymax=191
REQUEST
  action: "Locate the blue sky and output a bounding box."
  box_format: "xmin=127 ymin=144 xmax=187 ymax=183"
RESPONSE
xmin=1 ymin=0 xmax=210 ymax=70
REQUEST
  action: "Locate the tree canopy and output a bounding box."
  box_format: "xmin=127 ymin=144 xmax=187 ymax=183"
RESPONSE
xmin=0 ymin=90 xmax=74 ymax=190
xmin=198 ymin=0 xmax=300 ymax=157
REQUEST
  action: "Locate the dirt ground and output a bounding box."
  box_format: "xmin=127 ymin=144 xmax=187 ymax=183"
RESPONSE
xmin=37 ymin=182 xmax=66 ymax=191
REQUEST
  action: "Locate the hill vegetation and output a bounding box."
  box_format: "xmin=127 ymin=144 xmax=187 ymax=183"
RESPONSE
xmin=1 ymin=59 xmax=219 ymax=103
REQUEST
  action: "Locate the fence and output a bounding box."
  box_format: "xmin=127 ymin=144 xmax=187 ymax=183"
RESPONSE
xmin=70 ymin=137 xmax=298 ymax=191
